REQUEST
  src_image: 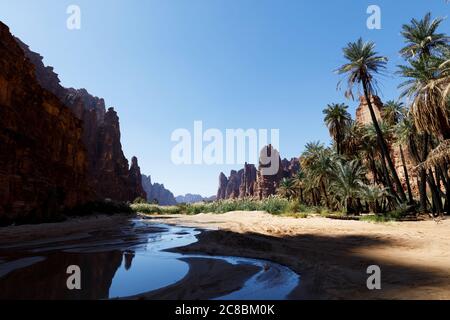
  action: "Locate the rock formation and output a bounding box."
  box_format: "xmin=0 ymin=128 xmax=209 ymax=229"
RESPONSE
xmin=216 ymin=146 xmax=300 ymax=200
xmin=217 ymin=173 xmax=229 ymax=200
xmin=355 ymin=95 xmax=418 ymax=196
xmin=141 ymin=175 xmax=177 ymax=206
xmin=15 ymin=36 xmax=146 ymax=202
xmin=175 ymin=194 xmax=216 ymax=204
xmin=239 ymin=163 xmax=257 ymax=198
xmin=0 ymin=22 xmax=90 ymax=223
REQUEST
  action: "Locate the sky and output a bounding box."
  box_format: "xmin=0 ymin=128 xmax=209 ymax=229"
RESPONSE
xmin=0 ymin=0 xmax=448 ymax=196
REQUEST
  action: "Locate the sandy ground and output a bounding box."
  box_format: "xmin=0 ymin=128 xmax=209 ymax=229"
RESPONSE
xmin=147 ymin=211 xmax=450 ymax=300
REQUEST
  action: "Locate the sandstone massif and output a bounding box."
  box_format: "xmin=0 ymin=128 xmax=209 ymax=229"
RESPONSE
xmin=0 ymin=22 xmax=90 ymax=223
xmin=16 ymin=38 xmax=146 ymax=203
xmin=217 ymin=145 xmax=300 ymax=200
xmin=0 ymin=22 xmax=146 ymax=223
xmin=141 ymin=175 xmax=177 ymax=206
xmin=175 ymin=194 xmax=216 ymax=204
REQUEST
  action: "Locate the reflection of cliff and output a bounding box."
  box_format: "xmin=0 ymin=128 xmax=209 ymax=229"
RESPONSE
xmin=0 ymin=22 xmax=90 ymax=222
xmin=217 ymin=146 xmax=300 ymax=200
xmin=15 ymin=35 xmax=146 ymax=202
xmin=0 ymin=251 xmax=124 ymax=300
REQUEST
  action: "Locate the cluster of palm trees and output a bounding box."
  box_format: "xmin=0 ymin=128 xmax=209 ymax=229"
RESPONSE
xmin=277 ymin=12 xmax=450 ymax=216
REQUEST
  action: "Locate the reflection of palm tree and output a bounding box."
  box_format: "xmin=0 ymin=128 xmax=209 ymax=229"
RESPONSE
xmin=124 ymin=251 xmax=135 ymax=271
xmin=337 ymin=38 xmax=407 ymax=203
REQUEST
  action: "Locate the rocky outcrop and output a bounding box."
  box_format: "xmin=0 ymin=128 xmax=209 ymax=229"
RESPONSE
xmin=254 ymin=145 xmax=284 ymax=199
xmin=15 ymin=37 xmax=146 ymax=202
xmin=141 ymin=175 xmax=177 ymax=206
xmin=217 ymin=173 xmax=229 ymax=200
xmin=216 ymin=146 xmax=299 ymax=200
xmin=0 ymin=22 xmax=90 ymax=223
xmin=128 ymin=157 xmax=146 ymax=201
xmin=239 ymin=163 xmax=257 ymax=198
xmin=175 ymin=194 xmax=216 ymax=204
xmin=355 ymin=95 xmax=418 ymax=196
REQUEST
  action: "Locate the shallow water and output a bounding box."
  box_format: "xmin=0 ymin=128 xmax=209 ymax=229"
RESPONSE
xmin=0 ymin=219 xmax=300 ymax=300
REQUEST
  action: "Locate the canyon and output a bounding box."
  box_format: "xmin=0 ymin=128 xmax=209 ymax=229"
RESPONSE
xmin=0 ymin=22 xmax=146 ymax=223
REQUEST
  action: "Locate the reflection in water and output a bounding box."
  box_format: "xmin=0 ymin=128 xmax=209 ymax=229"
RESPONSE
xmin=0 ymin=220 xmax=300 ymax=300
xmin=124 ymin=251 xmax=135 ymax=271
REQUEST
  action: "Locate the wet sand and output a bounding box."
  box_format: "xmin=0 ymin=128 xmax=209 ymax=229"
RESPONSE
xmin=147 ymin=211 xmax=450 ymax=300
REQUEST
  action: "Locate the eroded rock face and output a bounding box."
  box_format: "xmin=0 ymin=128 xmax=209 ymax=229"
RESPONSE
xmin=355 ymin=95 xmax=418 ymax=196
xmin=16 ymin=37 xmax=146 ymax=202
xmin=141 ymin=175 xmax=177 ymax=206
xmin=217 ymin=173 xmax=229 ymax=200
xmin=216 ymin=146 xmax=299 ymax=200
xmin=239 ymin=163 xmax=257 ymax=198
xmin=0 ymin=22 xmax=90 ymax=222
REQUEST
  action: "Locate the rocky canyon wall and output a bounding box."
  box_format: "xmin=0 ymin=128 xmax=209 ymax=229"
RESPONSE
xmin=15 ymin=36 xmax=146 ymax=202
xmin=0 ymin=22 xmax=90 ymax=223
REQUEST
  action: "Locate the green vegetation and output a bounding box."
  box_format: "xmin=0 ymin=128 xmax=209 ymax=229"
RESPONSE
xmin=131 ymin=197 xmax=334 ymax=217
xmin=273 ymin=12 xmax=450 ymax=219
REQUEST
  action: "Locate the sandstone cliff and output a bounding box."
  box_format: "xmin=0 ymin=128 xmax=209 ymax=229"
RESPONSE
xmin=217 ymin=146 xmax=300 ymax=200
xmin=141 ymin=175 xmax=177 ymax=206
xmin=0 ymin=22 xmax=90 ymax=223
xmin=15 ymin=37 xmax=146 ymax=202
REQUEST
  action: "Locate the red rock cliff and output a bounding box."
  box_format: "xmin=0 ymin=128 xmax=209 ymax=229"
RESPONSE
xmin=0 ymin=22 xmax=90 ymax=223
xmin=15 ymin=37 xmax=146 ymax=202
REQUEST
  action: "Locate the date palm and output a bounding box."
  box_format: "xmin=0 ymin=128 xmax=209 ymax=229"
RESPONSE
xmin=329 ymin=159 xmax=366 ymax=214
xmin=278 ymin=178 xmax=297 ymax=200
xmin=382 ymin=101 xmax=405 ymax=126
xmin=398 ymin=57 xmax=450 ymax=140
xmin=400 ymin=12 xmax=448 ymax=60
xmin=323 ymin=103 xmax=351 ymax=155
xmin=336 ymin=38 xmax=407 ymax=202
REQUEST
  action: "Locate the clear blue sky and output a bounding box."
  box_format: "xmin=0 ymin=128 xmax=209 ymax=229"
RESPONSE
xmin=1 ymin=0 xmax=448 ymax=196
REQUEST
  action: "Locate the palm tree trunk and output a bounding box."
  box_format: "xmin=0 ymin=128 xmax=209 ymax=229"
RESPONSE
xmin=418 ymin=169 xmax=428 ymax=212
xmin=427 ymin=169 xmax=443 ymax=217
xmin=362 ymin=81 xmax=407 ymax=203
xmin=380 ymin=153 xmax=399 ymax=202
xmin=399 ymin=145 xmax=414 ymax=204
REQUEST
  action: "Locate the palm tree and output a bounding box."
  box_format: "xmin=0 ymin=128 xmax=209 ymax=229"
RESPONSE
xmin=278 ymin=178 xmax=297 ymax=200
xmin=382 ymin=101 xmax=405 ymax=126
xmin=341 ymin=121 xmax=364 ymax=157
xmin=398 ymin=57 xmax=450 ymax=140
xmin=359 ymin=184 xmax=389 ymax=214
xmin=292 ymin=169 xmax=306 ymax=203
xmin=323 ymin=103 xmax=352 ymax=155
xmin=328 ymin=159 xmax=366 ymax=214
xmin=400 ymin=12 xmax=448 ymax=60
xmin=337 ymin=38 xmax=407 ymax=203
